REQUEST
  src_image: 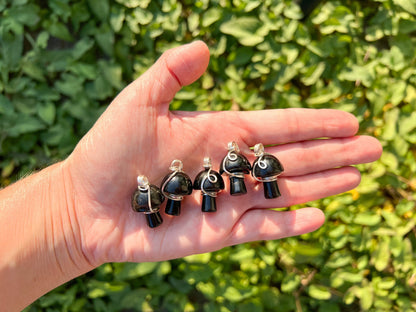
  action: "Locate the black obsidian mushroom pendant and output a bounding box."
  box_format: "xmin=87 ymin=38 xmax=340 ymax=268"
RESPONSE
xmin=131 ymin=175 xmax=165 ymax=228
xmin=252 ymin=143 xmax=284 ymax=199
xmin=161 ymin=160 xmax=193 ymax=216
xmin=220 ymin=141 xmax=252 ymax=196
xmin=193 ymin=157 xmax=225 ymax=212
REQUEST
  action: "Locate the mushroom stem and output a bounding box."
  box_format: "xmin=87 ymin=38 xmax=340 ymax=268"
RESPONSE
xmin=146 ymin=212 xmax=163 ymax=228
xmin=165 ymin=199 xmax=182 ymax=216
xmin=229 ymin=177 xmax=247 ymax=196
xmin=202 ymin=194 xmax=217 ymax=212
xmin=263 ymin=181 xmax=281 ymax=199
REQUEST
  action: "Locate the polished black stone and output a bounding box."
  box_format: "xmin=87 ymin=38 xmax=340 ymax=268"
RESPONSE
xmin=161 ymin=172 xmax=193 ymax=196
xmin=229 ymin=177 xmax=247 ymax=196
xmin=201 ymin=194 xmax=217 ymax=212
xmin=220 ymin=153 xmax=251 ymax=196
xmin=193 ymin=169 xmax=225 ymax=192
xmin=252 ymin=154 xmax=284 ymax=178
xmin=132 ymin=185 xmax=165 ymax=213
xmin=194 ymin=168 xmax=224 ymax=212
xmin=220 ymin=153 xmax=251 ymax=175
xmin=131 ymin=185 xmax=165 ymax=227
xmin=161 ymin=171 xmax=193 ymax=216
xmin=146 ymin=211 xmax=163 ymax=228
xmin=263 ymin=181 xmax=281 ymax=199
xmin=165 ymin=199 xmax=181 ymax=216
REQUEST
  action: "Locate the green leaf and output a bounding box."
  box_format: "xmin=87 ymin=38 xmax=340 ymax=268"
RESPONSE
xmin=306 ymin=81 xmax=343 ymax=105
xmin=353 ymin=212 xmax=381 ymax=226
xmin=382 ymin=108 xmax=399 ymax=141
xmin=40 ymin=124 xmax=65 ymax=146
xmin=326 ymin=251 xmax=352 ymax=268
xmin=55 ymin=73 xmax=84 ymax=97
xmin=380 ymin=46 xmax=406 ymax=72
xmin=281 ymin=273 xmax=301 ymax=293
xmin=37 ymin=102 xmax=56 ymax=125
xmin=301 ymin=62 xmax=326 ymax=86
xmin=373 ymin=237 xmax=391 ymax=271
xmin=116 ymin=262 xmax=159 ymax=280
xmin=87 ymin=0 xmax=110 ymax=21
xmin=95 ymin=23 xmax=114 ymax=55
xmin=132 ymin=7 xmax=153 ymax=25
xmin=308 ymin=285 xmax=332 ymax=300
xmin=6 ymin=4 xmax=40 ymax=27
xmin=376 ymin=277 xmax=396 ymax=290
xmin=22 ymin=61 xmax=45 ymax=81
xmin=45 ymin=21 xmax=73 ymax=41
xmin=8 ymin=116 xmax=45 ymax=137
xmin=49 ymin=0 xmax=71 ymax=20
xmin=283 ymin=2 xmax=303 ymax=20
xmin=223 ymin=287 xmax=243 ymax=302
xmin=115 ymin=0 xmax=142 ymax=8
xmin=338 ymin=63 xmax=376 ymax=87
xmin=359 ymin=286 xmax=374 ymax=310
xmin=0 ymin=31 xmax=23 ymax=70
xmin=380 ymin=151 xmax=399 ymax=173
xmin=393 ymin=0 xmax=416 ymax=15
xmin=229 ymin=248 xmax=255 ymax=262
xmin=220 ymin=17 xmax=268 ymax=46
xmin=183 ymin=253 xmax=211 ymax=264
xmin=110 ymin=6 xmax=125 ymax=32
xmin=196 ymin=282 xmax=216 ymax=299
xmin=99 ymin=61 xmax=123 ymax=89
xmin=72 ymin=37 xmax=95 ymax=60
xmin=202 ymin=8 xmax=222 ymax=27
xmin=399 ymin=111 xmax=416 ymax=135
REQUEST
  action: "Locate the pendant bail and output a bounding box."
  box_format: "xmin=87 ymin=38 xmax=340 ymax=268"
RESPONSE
xmin=227 ymin=141 xmax=240 ymax=153
xmin=203 ymin=157 xmax=212 ymax=169
xmin=137 ymin=175 xmax=150 ymax=191
xmin=253 ymin=143 xmax=265 ymax=157
xmin=169 ymin=159 xmax=183 ymax=172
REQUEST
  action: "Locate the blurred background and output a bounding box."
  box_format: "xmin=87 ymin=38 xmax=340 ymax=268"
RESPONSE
xmin=1 ymin=0 xmax=416 ymax=311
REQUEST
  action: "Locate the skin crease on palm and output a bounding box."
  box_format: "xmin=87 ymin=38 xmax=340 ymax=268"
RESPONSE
xmin=62 ymin=40 xmax=382 ymax=269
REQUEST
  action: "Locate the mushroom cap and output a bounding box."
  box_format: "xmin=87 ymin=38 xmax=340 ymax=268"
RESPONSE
xmin=220 ymin=153 xmax=252 ymax=175
xmin=132 ymin=185 xmax=165 ymax=212
xmin=193 ymin=169 xmax=225 ymax=192
xmin=161 ymin=172 xmax=193 ymax=196
xmin=252 ymin=154 xmax=284 ymax=178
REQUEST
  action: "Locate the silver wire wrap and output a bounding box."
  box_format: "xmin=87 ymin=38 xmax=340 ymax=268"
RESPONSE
xmin=201 ymin=157 xmax=219 ymax=197
xmin=161 ymin=159 xmax=185 ymax=201
xmin=221 ymin=141 xmax=245 ymax=179
xmin=137 ymin=175 xmax=158 ymax=214
xmin=252 ymin=143 xmax=278 ymax=183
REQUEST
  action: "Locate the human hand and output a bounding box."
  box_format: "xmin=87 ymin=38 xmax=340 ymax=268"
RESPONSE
xmin=64 ymin=41 xmax=382 ymax=267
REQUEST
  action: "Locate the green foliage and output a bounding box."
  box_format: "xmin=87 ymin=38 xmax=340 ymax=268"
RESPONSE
xmin=1 ymin=0 xmax=415 ymax=311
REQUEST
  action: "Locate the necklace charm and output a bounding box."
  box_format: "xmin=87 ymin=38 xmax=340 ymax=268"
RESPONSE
xmin=161 ymin=160 xmax=193 ymax=216
xmin=220 ymin=141 xmax=252 ymax=196
xmin=131 ymin=175 xmax=164 ymax=228
xmin=251 ymin=143 xmax=284 ymax=199
xmin=193 ymin=157 xmax=225 ymax=212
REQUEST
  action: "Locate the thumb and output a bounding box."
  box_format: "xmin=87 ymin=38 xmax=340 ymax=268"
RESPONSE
xmin=127 ymin=40 xmax=210 ymax=110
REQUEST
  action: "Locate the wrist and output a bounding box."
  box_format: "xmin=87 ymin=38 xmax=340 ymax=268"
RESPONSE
xmin=0 ymin=161 xmax=95 ymax=311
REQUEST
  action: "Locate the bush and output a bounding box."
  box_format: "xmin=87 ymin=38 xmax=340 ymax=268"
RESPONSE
xmin=1 ymin=0 xmax=415 ymax=311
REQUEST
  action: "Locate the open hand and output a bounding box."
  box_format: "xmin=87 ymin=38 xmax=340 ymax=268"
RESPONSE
xmin=65 ymin=41 xmax=382 ymax=267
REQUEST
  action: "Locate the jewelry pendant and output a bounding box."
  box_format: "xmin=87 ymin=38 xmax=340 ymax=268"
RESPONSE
xmin=193 ymin=157 xmax=225 ymax=212
xmin=220 ymin=141 xmax=252 ymax=196
xmin=161 ymin=160 xmax=193 ymax=216
xmin=251 ymin=143 xmax=284 ymax=199
xmin=131 ymin=175 xmax=164 ymax=228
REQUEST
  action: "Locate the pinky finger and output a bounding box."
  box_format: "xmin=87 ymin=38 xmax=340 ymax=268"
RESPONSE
xmin=227 ymin=208 xmax=325 ymax=246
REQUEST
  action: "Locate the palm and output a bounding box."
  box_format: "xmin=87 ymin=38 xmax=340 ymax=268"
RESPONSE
xmin=66 ymin=42 xmax=381 ymax=266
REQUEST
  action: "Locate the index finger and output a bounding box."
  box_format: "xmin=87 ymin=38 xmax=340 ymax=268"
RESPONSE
xmin=228 ymin=108 xmax=359 ymax=146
